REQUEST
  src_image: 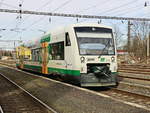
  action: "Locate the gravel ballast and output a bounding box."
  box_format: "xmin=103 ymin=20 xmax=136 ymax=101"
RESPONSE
xmin=0 ymin=65 xmax=149 ymax=113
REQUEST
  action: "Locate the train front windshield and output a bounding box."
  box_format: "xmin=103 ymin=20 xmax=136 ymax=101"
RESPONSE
xmin=74 ymin=27 xmax=115 ymax=55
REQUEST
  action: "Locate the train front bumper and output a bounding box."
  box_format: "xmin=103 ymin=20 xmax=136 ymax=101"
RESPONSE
xmin=80 ymin=72 xmax=118 ymax=87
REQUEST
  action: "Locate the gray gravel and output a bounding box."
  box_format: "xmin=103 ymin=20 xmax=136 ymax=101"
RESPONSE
xmin=118 ymin=82 xmax=150 ymax=97
xmin=0 ymin=65 xmax=150 ymax=113
xmin=119 ymin=72 xmax=150 ymax=80
xmin=0 ymin=74 xmax=52 ymax=113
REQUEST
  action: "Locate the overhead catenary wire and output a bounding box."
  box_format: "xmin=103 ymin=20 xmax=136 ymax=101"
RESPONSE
xmin=74 ymin=0 xmax=126 ymax=23
xmin=97 ymin=0 xmax=137 ymax=15
xmin=24 ymin=0 xmax=72 ymax=28
xmin=20 ymin=0 xmax=67 ymax=27
xmin=1 ymin=0 xmax=72 ymax=42
xmin=0 ymin=0 xmax=55 ymax=38
xmin=0 ymin=0 xmax=149 ymax=35
xmin=19 ymin=0 xmax=133 ymax=32
xmin=104 ymin=4 xmax=142 ymax=16
xmin=68 ymin=1 xmax=127 ymax=26
xmin=0 ymin=8 xmax=150 ymax=21
xmin=0 ymin=1 xmax=24 ymax=48
xmin=0 ymin=0 xmax=149 ymax=33
xmin=0 ymin=0 xmax=149 ymax=50
xmin=75 ymin=0 xmax=113 ymax=14
xmin=15 ymin=0 xmax=24 ymax=41
xmin=16 ymin=0 xmax=73 ymax=42
xmin=105 ymin=3 xmax=142 ymax=17
xmin=19 ymin=0 xmax=73 ymax=30
xmin=61 ymin=0 xmax=143 ymax=23
xmin=52 ymin=0 xmax=73 ymax=12
xmin=0 ymin=4 xmax=150 ymax=41
xmin=0 ymin=1 xmax=25 ymax=38
xmin=115 ymin=5 xmax=144 ymax=16
xmin=1 ymin=0 xmax=54 ymax=31
xmin=0 ymin=0 xmax=25 ymax=33
xmin=73 ymin=0 xmax=133 ymax=23
xmin=20 ymin=0 xmax=55 ymax=24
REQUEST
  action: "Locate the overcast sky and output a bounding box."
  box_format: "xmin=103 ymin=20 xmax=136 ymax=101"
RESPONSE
xmin=0 ymin=0 xmax=150 ymax=49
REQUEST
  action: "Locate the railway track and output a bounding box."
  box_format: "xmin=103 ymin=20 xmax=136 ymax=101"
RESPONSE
xmin=1 ymin=62 xmax=150 ymax=110
xmin=0 ymin=72 xmax=58 ymax=113
xmin=1 ymin=61 xmax=150 ymax=85
xmin=87 ymin=62 xmax=150 ymax=110
xmin=119 ymin=64 xmax=150 ymax=68
xmin=0 ymin=60 xmax=16 ymax=68
xmin=0 ymin=106 xmax=4 ymax=113
xmin=100 ymin=88 xmax=150 ymax=109
xmin=2 ymin=60 xmax=150 ymax=80
xmin=119 ymin=69 xmax=150 ymax=75
xmin=87 ymin=81 xmax=150 ymax=110
xmin=1 ymin=61 xmax=150 ymax=91
xmin=118 ymin=64 xmax=150 ymax=75
xmin=119 ymin=75 xmax=150 ymax=81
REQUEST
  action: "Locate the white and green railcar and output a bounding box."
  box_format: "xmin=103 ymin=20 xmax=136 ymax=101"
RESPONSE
xmin=16 ymin=23 xmax=118 ymax=87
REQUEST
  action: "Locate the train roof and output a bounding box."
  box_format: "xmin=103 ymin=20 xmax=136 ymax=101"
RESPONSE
xmin=45 ymin=23 xmax=113 ymax=35
xmin=67 ymin=23 xmax=112 ymax=29
xmin=21 ymin=23 xmax=113 ymax=49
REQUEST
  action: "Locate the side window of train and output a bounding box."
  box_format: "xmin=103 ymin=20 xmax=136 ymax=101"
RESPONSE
xmin=31 ymin=49 xmax=40 ymax=62
xmin=31 ymin=50 xmax=34 ymax=61
xmin=65 ymin=32 xmax=71 ymax=46
xmin=49 ymin=42 xmax=64 ymax=60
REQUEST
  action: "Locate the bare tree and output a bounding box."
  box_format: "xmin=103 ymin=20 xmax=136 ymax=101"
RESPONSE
xmin=132 ymin=21 xmax=149 ymax=40
xmin=112 ymin=24 xmax=124 ymax=48
xmin=130 ymin=21 xmax=150 ymax=61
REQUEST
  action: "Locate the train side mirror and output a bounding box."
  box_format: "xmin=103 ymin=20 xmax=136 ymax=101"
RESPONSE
xmin=65 ymin=32 xmax=71 ymax=46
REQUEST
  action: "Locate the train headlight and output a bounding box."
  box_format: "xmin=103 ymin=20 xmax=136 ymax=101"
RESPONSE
xmin=80 ymin=56 xmax=85 ymax=63
xmin=111 ymin=57 xmax=115 ymax=63
xmin=107 ymin=64 xmax=110 ymax=68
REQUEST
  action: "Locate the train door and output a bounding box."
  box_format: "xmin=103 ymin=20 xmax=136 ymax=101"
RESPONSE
xmin=18 ymin=47 xmax=24 ymax=69
xmin=41 ymin=42 xmax=48 ymax=74
xmin=19 ymin=55 xmax=24 ymax=69
xmin=65 ymin=32 xmax=73 ymax=72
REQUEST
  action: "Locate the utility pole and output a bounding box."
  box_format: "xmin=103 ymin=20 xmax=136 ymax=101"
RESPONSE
xmin=127 ymin=21 xmax=131 ymax=52
xmin=147 ymin=33 xmax=150 ymax=64
xmin=144 ymin=1 xmax=150 ymax=64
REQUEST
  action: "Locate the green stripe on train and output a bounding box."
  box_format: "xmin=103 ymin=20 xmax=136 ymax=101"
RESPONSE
xmin=112 ymin=72 xmax=118 ymax=75
xmin=19 ymin=64 xmax=80 ymax=76
xmin=16 ymin=63 xmax=116 ymax=76
xmin=16 ymin=63 xmax=20 ymax=67
xmin=48 ymin=67 xmax=80 ymax=76
xmin=24 ymin=64 xmax=42 ymax=73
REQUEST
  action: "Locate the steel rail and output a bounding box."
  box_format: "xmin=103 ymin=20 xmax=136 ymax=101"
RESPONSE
xmin=0 ymin=106 xmax=4 ymax=113
xmin=1 ymin=63 xmax=150 ymax=111
xmin=119 ymin=75 xmax=150 ymax=81
xmin=111 ymin=88 xmax=150 ymax=98
xmin=0 ymin=72 xmax=58 ymax=113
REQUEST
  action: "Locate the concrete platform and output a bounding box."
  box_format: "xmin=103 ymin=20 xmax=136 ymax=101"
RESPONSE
xmin=0 ymin=65 xmax=150 ymax=113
